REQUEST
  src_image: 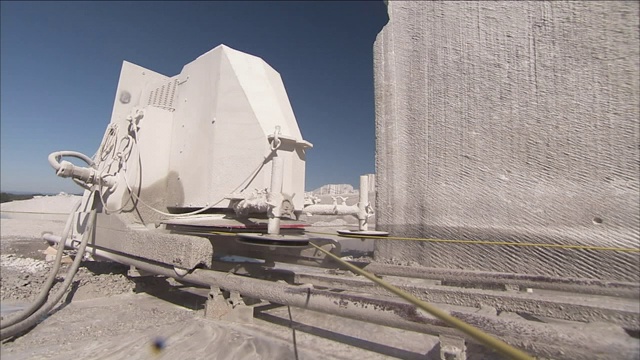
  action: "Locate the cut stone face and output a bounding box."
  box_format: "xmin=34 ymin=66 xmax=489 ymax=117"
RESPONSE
xmin=373 ymin=1 xmax=640 ymax=281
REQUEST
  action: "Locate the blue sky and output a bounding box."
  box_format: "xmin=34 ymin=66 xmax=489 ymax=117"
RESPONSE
xmin=0 ymin=1 xmax=388 ymax=194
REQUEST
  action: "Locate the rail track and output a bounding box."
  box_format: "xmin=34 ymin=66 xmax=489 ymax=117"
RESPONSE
xmin=44 ymin=233 xmax=640 ymax=360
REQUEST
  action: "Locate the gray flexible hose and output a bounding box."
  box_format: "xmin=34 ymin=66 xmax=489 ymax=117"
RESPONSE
xmin=0 ymin=208 xmax=97 ymax=341
xmin=47 ymin=151 xmax=95 ymax=171
xmin=0 ymin=200 xmax=82 ymax=329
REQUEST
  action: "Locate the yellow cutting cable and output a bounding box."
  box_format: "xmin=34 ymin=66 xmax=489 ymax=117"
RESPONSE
xmin=308 ymin=241 xmax=534 ymax=360
xmin=150 ymin=226 xmax=639 ymax=253
xmin=306 ymin=231 xmax=640 ymax=253
xmin=5 ymin=208 xmax=636 ymax=253
xmin=194 ymin=229 xmax=534 ymax=359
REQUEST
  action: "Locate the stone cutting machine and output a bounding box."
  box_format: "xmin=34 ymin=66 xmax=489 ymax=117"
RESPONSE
xmin=46 ymin=45 xmax=340 ymax=274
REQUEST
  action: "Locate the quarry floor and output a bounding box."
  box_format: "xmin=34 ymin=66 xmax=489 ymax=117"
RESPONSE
xmin=0 ymin=196 xmax=459 ymax=360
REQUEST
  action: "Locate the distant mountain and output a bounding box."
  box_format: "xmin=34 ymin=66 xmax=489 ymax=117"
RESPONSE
xmin=1 ymin=190 xmax=57 ymax=195
xmin=0 ymin=191 xmax=82 ymax=203
xmin=307 ymin=174 xmax=376 ymax=196
xmin=309 ymin=184 xmax=357 ymax=196
xmin=0 ymin=192 xmax=44 ymax=203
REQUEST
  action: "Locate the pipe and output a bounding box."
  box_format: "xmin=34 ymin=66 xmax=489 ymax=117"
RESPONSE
xmin=268 ymin=156 xmax=284 ymax=235
xmin=309 ymin=242 xmax=533 ymax=360
xmin=364 ymin=263 xmax=640 ymax=298
xmin=302 ymin=175 xmax=371 ymax=230
xmin=358 ymin=175 xmax=368 ymax=231
xmin=42 ymin=233 xmax=458 ymax=335
xmin=302 ymin=204 xmax=359 ymax=216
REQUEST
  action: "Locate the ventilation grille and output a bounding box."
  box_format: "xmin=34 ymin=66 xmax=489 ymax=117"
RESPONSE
xmin=147 ymin=79 xmax=178 ymax=111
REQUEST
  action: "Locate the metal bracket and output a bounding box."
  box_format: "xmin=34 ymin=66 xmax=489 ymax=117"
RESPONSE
xmin=204 ymin=286 xmax=254 ymax=323
xmin=439 ymin=335 xmax=466 ymax=360
xmin=127 ymin=265 xmax=154 ymax=278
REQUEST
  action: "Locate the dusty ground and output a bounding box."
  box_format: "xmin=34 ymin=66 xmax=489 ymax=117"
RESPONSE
xmin=0 ymin=196 xmax=449 ymax=360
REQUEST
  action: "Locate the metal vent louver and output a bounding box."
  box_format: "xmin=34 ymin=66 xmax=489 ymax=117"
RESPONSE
xmin=147 ymin=79 xmax=178 ymax=111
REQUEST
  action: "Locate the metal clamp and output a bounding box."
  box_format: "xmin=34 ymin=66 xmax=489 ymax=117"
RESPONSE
xmin=270 ymin=125 xmax=282 ymax=151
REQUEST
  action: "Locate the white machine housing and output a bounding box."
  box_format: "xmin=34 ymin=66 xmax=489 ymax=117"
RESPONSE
xmin=100 ymin=44 xmax=311 ymax=214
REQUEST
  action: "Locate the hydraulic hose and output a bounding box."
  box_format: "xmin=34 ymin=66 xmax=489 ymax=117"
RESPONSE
xmin=47 ymin=151 xmax=115 ymax=190
xmin=47 ymin=151 xmax=95 ymax=171
xmin=0 ymin=200 xmax=82 ymax=329
xmin=0 ymin=208 xmax=97 ymax=341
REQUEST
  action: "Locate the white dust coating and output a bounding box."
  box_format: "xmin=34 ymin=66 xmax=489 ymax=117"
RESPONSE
xmin=0 ymin=194 xmax=82 ymax=238
xmin=0 ymin=255 xmax=49 ymax=274
xmin=94 ymin=45 xmax=310 ymax=226
xmin=0 ymin=194 xmax=81 ymax=214
xmin=373 ymin=1 xmax=640 ymax=281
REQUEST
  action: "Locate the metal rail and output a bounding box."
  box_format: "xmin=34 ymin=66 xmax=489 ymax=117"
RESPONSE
xmin=363 ymin=263 xmax=640 ymax=298
xmin=308 ymin=243 xmax=533 ymax=360
xmin=44 ymin=234 xmax=640 ymax=360
xmin=294 ymin=272 xmax=639 ymax=330
xmin=197 ymin=260 xmax=640 ymax=330
xmin=307 ymin=230 xmax=640 ymax=253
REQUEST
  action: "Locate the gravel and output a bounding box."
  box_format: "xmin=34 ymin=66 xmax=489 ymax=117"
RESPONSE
xmin=1 ymin=253 xmax=136 ymax=304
